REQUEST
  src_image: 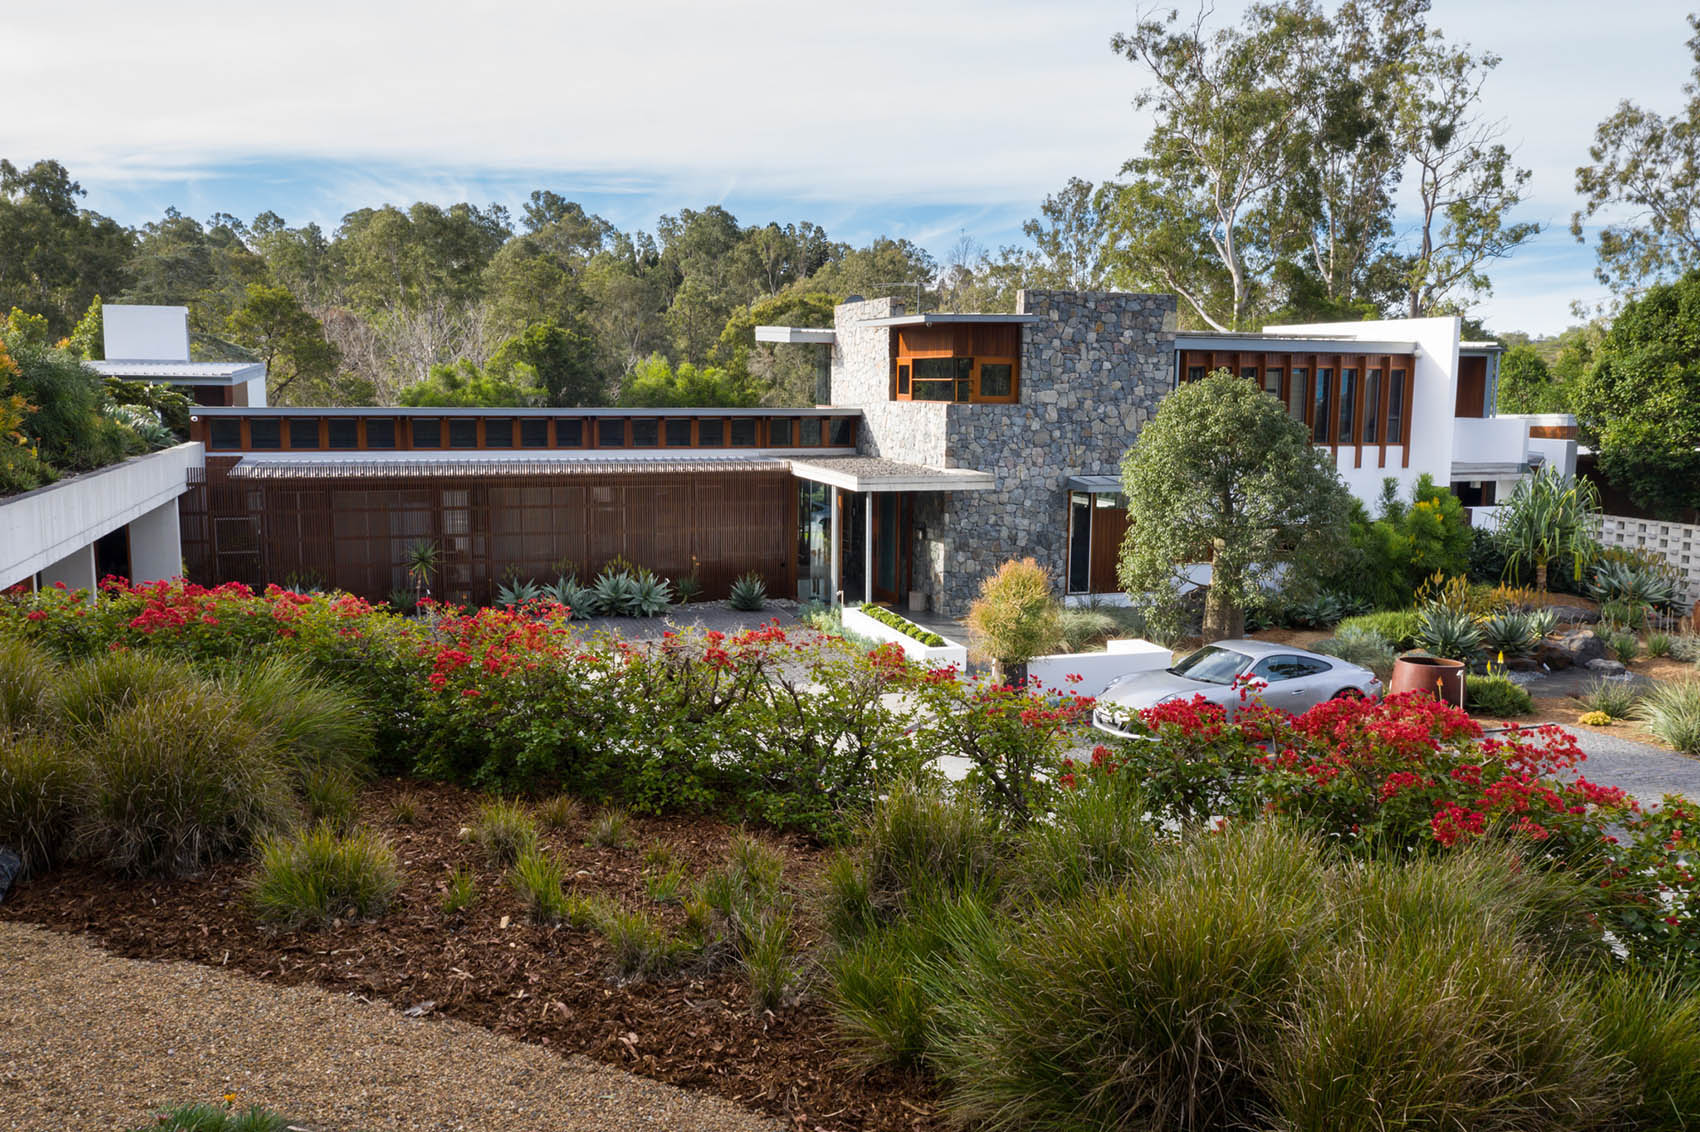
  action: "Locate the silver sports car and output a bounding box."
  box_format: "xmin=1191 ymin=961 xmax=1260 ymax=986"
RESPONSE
xmin=1091 ymin=639 xmax=1382 ymax=738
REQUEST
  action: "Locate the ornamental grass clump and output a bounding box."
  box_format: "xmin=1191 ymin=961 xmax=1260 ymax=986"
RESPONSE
xmin=470 ymin=797 xmax=538 ymax=865
xmin=600 ymin=904 xmax=688 ymax=977
xmin=1013 ymin=764 xmax=1155 ymax=903
xmin=0 ymin=732 xmax=85 ymax=877
xmin=852 ymin=779 xmax=1001 ymax=909
xmin=1310 ymin=627 xmax=1395 ymax=681
xmin=0 ymin=637 xmax=58 ymax=733
xmin=588 ymin=807 xmax=630 ymax=848
xmin=81 ymin=690 xmax=295 ymax=877
xmin=301 ymin=766 xmax=359 ymax=831
xmin=48 ymin=648 xmax=199 ymax=735
xmin=251 ymin=822 xmax=401 ymax=929
xmin=440 ymin=865 xmax=478 ymax=915
xmin=1637 ymin=676 xmax=1700 ymax=754
xmin=509 ymin=848 xmax=572 ymax=923
xmin=1588 ymin=966 xmax=1700 ymax=1128
xmin=219 ymin=656 xmax=373 ymax=781
xmin=1581 ymin=676 xmax=1639 ymax=720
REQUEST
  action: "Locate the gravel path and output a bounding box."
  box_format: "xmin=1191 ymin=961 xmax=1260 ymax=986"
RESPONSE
xmin=1556 ymin=726 xmax=1700 ymax=805
xmin=0 ymin=922 xmax=778 ymax=1132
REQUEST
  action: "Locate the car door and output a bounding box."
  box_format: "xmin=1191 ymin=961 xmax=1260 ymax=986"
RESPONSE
xmin=1249 ymin=654 xmax=1335 ymax=713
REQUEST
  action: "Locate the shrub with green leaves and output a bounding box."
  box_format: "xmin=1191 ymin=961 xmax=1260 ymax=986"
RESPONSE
xmin=1310 ymin=627 xmax=1395 ymax=680
xmin=251 ymin=822 xmax=401 ymax=928
xmin=1336 ymin=609 xmax=1421 ymax=650
xmin=1637 ymin=677 xmax=1700 ymax=754
xmin=1466 ymin=674 xmax=1534 ymax=717
xmin=966 ymin=558 xmax=1062 ymax=673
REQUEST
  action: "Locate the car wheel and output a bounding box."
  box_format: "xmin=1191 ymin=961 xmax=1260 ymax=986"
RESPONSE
xmin=1331 ymin=688 xmax=1363 ymax=701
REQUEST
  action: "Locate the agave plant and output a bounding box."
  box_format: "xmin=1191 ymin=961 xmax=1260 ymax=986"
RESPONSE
xmin=629 ymin=568 xmax=674 ymax=617
xmin=1285 ymin=591 xmax=1345 ymax=629
xmin=728 ymin=571 xmax=768 ymax=612
xmin=592 ymin=569 xmax=641 ymax=617
xmin=1479 ymin=611 xmax=1538 ymax=658
xmin=1525 ymin=606 xmax=1558 ymax=640
xmin=1588 ymin=557 xmax=1681 ymax=612
xmin=1413 ymin=605 xmax=1483 ymax=663
xmin=495 ymin=578 xmax=544 ymax=607
xmin=559 ymin=578 xmax=596 ymax=620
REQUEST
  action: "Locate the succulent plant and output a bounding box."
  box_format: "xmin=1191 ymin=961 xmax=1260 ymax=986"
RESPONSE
xmin=728 ymin=571 xmax=768 ymax=612
xmin=1412 ymin=605 xmax=1483 ymax=663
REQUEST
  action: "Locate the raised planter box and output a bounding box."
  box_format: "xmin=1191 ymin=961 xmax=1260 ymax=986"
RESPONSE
xmin=1026 ymin=638 xmax=1174 ymax=697
xmin=0 ymin=442 xmax=204 ymax=591
xmin=841 ymin=604 xmax=968 ymax=667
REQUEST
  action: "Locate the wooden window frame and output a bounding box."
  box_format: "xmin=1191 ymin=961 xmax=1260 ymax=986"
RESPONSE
xmin=892 ymin=352 xmax=1020 ymax=404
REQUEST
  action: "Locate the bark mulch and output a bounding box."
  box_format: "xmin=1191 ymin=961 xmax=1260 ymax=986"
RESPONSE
xmin=0 ymin=780 xmax=943 ymax=1132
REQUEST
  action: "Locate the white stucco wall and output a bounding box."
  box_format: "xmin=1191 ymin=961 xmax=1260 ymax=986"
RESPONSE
xmin=0 ymin=443 xmax=204 ymax=591
xmin=1265 ymin=316 xmax=1461 ymax=502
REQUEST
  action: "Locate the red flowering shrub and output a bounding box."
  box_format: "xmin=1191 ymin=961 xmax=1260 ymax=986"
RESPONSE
xmin=1100 ymin=690 xmax=1699 ymax=970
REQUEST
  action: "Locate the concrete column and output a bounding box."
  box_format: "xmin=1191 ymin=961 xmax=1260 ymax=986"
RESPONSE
xmin=864 ymin=490 xmax=874 ymax=606
xmin=829 ymin=488 xmax=841 ymax=604
xmin=38 ymin=543 xmax=96 ymax=597
xmin=128 ymin=498 xmax=183 ymax=584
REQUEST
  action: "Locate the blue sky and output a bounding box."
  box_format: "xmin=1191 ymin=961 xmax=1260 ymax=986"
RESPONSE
xmin=10 ymin=0 xmax=1694 ymax=336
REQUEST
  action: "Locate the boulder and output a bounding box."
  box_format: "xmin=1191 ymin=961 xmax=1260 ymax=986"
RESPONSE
xmin=1585 ymin=658 xmax=1627 ymax=676
xmin=1544 ymin=604 xmax=1599 ymax=625
xmin=1542 ymin=630 xmax=1608 ymax=669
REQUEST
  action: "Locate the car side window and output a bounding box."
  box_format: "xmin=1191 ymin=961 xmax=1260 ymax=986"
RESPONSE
xmin=1251 ymin=655 xmax=1331 ymax=682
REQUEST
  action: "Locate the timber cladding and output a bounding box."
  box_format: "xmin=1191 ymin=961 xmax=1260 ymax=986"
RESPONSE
xmin=181 ymin=458 xmax=796 ymax=606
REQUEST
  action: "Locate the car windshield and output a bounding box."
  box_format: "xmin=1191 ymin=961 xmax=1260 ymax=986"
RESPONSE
xmin=1169 ymin=645 xmax=1251 ymax=685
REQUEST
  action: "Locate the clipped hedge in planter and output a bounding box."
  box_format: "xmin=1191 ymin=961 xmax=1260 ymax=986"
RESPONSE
xmin=856 ymin=604 xmax=945 ymax=647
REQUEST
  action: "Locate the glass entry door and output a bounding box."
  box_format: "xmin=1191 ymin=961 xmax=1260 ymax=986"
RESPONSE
xmin=839 ymin=492 xmax=910 ymax=605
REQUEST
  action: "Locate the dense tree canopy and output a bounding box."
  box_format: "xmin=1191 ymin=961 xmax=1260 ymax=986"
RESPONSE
xmin=1571 ymin=271 xmax=1700 ymax=517
xmin=1119 ymin=371 xmax=1356 ymax=641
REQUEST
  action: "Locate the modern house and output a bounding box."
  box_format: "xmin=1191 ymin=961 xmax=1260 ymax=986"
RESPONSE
xmin=151 ymin=291 xmax=1573 ymax=614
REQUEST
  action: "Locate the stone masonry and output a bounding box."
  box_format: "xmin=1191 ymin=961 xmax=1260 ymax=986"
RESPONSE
xmin=830 ymin=290 xmax=1176 ymax=615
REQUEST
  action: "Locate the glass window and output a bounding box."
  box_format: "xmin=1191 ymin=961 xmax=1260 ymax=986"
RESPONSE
xmin=798 ymin=417 xmax=822 ymax=446
xmin=1363 ymin=370 xmax=1381 ymax=443
xmin=1067 ymin=493 xmax=1092 ymax=594
xmin=553 ymin=418 xmax=582 ymax=447
xmin=1287 ymin=369 xmax=1308 ymax=423
xmin=1171 ymin=646 xmax=1253 ymax=685
xmin=828 ymin=417 xmax=853 ymax=446
xmin=484 ymin=418 xmax=514 ymax=448
xmin=411 ymin=418 xmax=442 ymax=448
xmin=1312 ymin=369 xmax=1332 ymax=443
xmin=249 ymin=418 xmax=281 ymax=450
xmin=1240 ymin=365 xmax=1259 ymax=384
xmin=520 ymin=418 xmax=549 ymax=447
xmin=597 ymin=418 xmax=626 ymax=447
xmin=365 ymin=418 xmax=395 ymax=449
xmin=729 ymin=419 xmax=757 ymax=446
xmin=448 ymin=418 xmax=478 ymax=448
xmin=770 ymin=417 xmax=793 ymax=446
xmin=327 ymin=418 xmax=358 ymax=449
xmin=631 ymin=418 xmax=659 ymax=447
xmin=209 ymin=419 xmax=241 ymax=450
xmin=911 ymin=356 xmax=957 ymax=401
xmin=896 ymin=363 xmax=910 ymax=396
xmin=699 ymin=418 xmax=724 ymax=446
xmin=980 ymin=362 xmax=1014 ymax=398
xmin=1264 ymin=367 xmax=1283 ymax=397
xmin=1338 ymin=368 xmax=1357 ymax=444
xmin=665 ymin=419 xmax=692 ymax=447
xmin=1388 ymin=370 xmax=1406 ymax=442
xmin=956 ymin=356 xmax=972 ymax=402
xmin=288 ymin=418 xmax=318 ymax=449
xmin=1251 ymin=655 xmax=1331 ymax=682
xmin=1186 ymin=366 xmax=1207 ymax=382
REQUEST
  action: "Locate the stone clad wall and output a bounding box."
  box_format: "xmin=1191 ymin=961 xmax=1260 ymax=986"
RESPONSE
xmin=832 ymin=290 xmax=1175 ymax=616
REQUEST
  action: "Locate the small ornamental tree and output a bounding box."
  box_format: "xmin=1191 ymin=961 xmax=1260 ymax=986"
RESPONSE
xmin=1494 ymin=465 xmax=1601 ymax=592
xmin=966 ymin=558 xmax=1063 ymax=685
xmin=1119 ymin=370 xmax=1354 ymax=641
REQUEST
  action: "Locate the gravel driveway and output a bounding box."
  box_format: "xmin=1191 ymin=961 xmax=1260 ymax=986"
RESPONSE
xmin=1552 ymin=726 xmax=1700 ymax=805
xmin=0 ymin=922 xmax=778 ymax=1132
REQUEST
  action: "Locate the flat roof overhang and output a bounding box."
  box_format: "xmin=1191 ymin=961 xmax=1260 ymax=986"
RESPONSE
xmin=226 ymin=452 xmax=788 ymax=478
xmin=92 ymin=360 xmax=267 ymax=386
xmin=788 ymin=456 xmax=995 ymax=493
xmin=1175 ymin=333 xmax=1420 ymax=355
xmin=856 ymin=313 xmax=1042 ymax=328
xmin=1065 ymin=474 xmax=1122 ymax=493
xmin=754 ymin=326 xmax=837 ymax=345
xmin=1450 ymin=461 xmax=1535 ymax=479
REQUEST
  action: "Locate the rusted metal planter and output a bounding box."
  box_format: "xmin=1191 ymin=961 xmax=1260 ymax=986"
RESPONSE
xmin=1389 ymin=654 xmax=1467 ymax=707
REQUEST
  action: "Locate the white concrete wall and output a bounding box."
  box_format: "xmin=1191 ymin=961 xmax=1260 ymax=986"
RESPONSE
xmin=0 ymin=443 xmax=203 ymax=591
xmin=841 ymin=605 xmax=969 ymax=667
xmin=1027 ymin=638 xmax=1172 ymax=697
xmin=1598 ymin=514 xmax=1700 ymax=604
xmin=1265 ymin=316 xmax=1462 ymax=502
xmin=1453 ymin=417 xmax=1530 ymax=466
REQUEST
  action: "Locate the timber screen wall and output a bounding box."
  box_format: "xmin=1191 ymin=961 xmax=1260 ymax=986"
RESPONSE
xmin=180 ymin=408 xmax=857 ymax=606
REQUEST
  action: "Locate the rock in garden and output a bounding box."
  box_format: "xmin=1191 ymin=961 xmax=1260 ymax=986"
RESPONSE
xmin=1544 ymin=604 xmax=1599 ymax=625
xmin=0 ymin=847 xmax=20 ymax=903
xmin=1585 ymin=658 xmax=1627 ymax=675
xmin=1552 ymin=631 xmax=1609 ymax=667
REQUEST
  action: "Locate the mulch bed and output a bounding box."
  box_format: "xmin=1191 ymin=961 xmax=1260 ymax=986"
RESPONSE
xmin=0 ymin=780 xmax=943 ymax=1132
